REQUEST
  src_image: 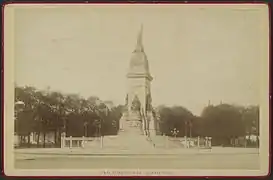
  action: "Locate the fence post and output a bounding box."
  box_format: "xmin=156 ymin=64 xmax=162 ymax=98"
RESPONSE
xmin=63 ymin=137 xmax=66 ymax=148
xmin=61 ymin=136 xmax=63 ymax=148
xmin=208 ymin=137 xmax=212 ymax=148
xmin=81 ymin=136 xmax=84 ymax=148
xmin=69 ymin=136 xmax=72 ymax=148
xmin=60 ymin=137 xmax=62 ymax=148
xmin=61 ymin=133 xmax=65 ymax=148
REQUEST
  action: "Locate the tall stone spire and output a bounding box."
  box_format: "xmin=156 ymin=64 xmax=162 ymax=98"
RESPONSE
xmin=128 ymin=23 xmax=152 ymax=80
xmin=134 ymin=24 xmax=144 ymax=52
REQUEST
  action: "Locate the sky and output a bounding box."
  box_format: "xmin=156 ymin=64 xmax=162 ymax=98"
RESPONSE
xmin=13 ymin=4 xmax=268 ymax=115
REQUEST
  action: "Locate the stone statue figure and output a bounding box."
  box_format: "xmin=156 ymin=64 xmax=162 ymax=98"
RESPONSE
xmin=131 ymin=95 xmax=141 ymax=111
xmin=146 ymin=93 xmax=152 ymax=112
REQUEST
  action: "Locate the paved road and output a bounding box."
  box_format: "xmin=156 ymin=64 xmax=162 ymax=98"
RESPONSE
xmin=15 ymin=153 xmax=259 ymax=170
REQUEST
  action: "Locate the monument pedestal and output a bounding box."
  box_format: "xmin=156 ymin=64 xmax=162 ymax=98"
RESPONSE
xmin=120 ymin=111 xmax=143 ymax=134
xmin=120 ymin=110 xmax=159 ymax=137
xmin=95 ymin=111 xmax=155 ymax=152
xmin=147 ymin=111 xmax=158 ymax=137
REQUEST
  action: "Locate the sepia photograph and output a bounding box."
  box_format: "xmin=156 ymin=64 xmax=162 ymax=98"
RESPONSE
xmin=3 ymin=4 xmax=270 ymax=176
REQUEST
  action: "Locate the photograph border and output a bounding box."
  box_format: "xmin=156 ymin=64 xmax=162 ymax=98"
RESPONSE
xmin=2 ymin=2 xmax=271 ymax=177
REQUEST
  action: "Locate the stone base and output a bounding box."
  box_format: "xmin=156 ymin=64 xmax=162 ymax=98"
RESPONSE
xmin=120 ymin=110 xmax=142 ymax=130
xmin=148 ymin=129 xmax=157 ymax=137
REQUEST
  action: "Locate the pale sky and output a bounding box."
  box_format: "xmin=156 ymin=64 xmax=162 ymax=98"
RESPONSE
xmin=13 ymin=5 xmax=268 ymax=115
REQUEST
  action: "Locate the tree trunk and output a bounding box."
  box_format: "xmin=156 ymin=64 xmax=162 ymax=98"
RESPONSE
xmin=19 ymin=136 xmax=23 ymax=145
xmin=37 ymin=132 xmax=40 ymax=147
xmin=54 ymin=130 xmax=57 ymax=146
xmin=58 ymin=129 xmax=62 ymax=147
xmin=43 ymin=132 xmax=46 ymax=148
xmin=19 ymin=136 xmax=21 ymax=145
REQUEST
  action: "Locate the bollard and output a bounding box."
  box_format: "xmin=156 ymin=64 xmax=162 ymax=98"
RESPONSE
xmin=69 ymin=136 xmax=72 ymax=148
xmin=61 ymin=137 xmax=63 ymax=148
xmin=62 ymin=134 xmax=66 ymax=148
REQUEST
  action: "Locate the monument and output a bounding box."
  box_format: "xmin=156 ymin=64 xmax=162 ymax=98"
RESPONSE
xmin=68 ymin=25 xmax=162 ymax=150
xmin=60 ymin=26 xmax=210 ymax=150
xmin=119 ymin=25 xmax=159 ymax=138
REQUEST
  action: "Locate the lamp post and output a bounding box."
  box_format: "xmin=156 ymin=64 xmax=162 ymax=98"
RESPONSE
xmin=84 ymin=121 xmax=88 ymax=137
xmin=14 ymin=101 xmax=25 ymax=118
xmin=189 ymin=120 xmax=193 ymax=139
xmin=15 ymin=100 xmax=24 ymax=116
xmin=171 ymin=128 xmax=179 ymax=140
xmin=99 ymin=118 xmax=103 ymax=148
xmin=93 ymin=100 xmax=110 ymax=149
xmin=15 ymin=101 xmax=25 ymax=119
xmin=63 ymin=111 xmax=69 ymax=135
xmin=94 ymin=108 xmax=105 ymax=148
xmin=94 ymin=119 xmax=100 ymax=137
xmin=184 ymin=121 xmax=188 ymax=137
xmin=15 ymin=101 xmax=25 ymax=106
xmin=61 ymin=110 xmax=69 ymax=148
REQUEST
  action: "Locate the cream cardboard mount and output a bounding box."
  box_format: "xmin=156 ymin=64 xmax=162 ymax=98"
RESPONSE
xmin=3 ymin=4 xmax=270 ymax=177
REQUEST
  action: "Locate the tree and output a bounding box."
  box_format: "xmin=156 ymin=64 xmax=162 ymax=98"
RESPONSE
xmin=16 ymin=109 xmax=35 ymax=146
xmin=241 ymin=106 xmax=259 ymax=136
xmin=157 ymin=106 xmax=173 ymax=135
xmin=15 ymin=85 xmax=123 ymax=146
xmin=87 ymin=96 xmax=100 ymax=106
xmin=15 ymin=83 xmax=259 ymax=149
xmin=240 ymin=105 xmax=259 ymax=147
xmin=201 ymin=104 xmax=245 ymax=146
xmin=157 ymin=105 xmax=195 ymax=137
xmin=34 ymin=91 xmax=54 ymax=148
xmin=46 ymin=91 xmax=66 ymax=146
xmin=104 ymin=105 xmax=123 ymax=135
xmin=15 ymin=86 xmax=37 ymax=146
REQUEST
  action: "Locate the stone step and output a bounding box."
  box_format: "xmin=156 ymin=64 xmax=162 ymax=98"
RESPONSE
xmin=150 ymin=136 xmax=187 ymax=149
xmin=83 ymin=134 xmax=155 ymax=150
